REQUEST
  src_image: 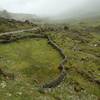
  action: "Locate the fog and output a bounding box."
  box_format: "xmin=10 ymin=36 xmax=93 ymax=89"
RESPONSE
xmin=0 ymin=0 xmax=100 ymax=18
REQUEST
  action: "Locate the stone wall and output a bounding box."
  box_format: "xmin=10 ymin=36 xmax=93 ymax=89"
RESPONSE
xmin=0 ymin=30 xmax=67 ymax=89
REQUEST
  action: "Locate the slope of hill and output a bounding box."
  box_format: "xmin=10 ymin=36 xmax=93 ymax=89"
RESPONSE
xmin=0 ymin=10 xmax=11 ymax=19
xmin=0 ymin=10 xmax=38 ymax=22
xmin=0 ymin=18 xmax=100 ymax=100
xmin=0 ymin=17 xmax=37 ymax=33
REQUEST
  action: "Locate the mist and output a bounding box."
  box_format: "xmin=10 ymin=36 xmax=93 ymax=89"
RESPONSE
xmin=0 ymin=0 xmax=100 ymax=19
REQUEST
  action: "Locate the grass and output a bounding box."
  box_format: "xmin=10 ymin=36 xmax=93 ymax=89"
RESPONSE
xmin=45 ymin=26 xmax=100 ymax=99
xmin=0 ymin=17 xmax=35 ymax=33
xmin=0 ymin=37 xmax=62 ymax=100
xmin=0 ymin=20 xmax=100 ymax=100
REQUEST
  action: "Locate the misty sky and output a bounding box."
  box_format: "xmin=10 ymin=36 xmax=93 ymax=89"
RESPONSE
xmin=0 ymin=0 xmax=100 ymax=17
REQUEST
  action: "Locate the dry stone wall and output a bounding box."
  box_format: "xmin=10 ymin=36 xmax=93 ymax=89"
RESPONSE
xmin=0 ymin=30 xmax=67 ymax=89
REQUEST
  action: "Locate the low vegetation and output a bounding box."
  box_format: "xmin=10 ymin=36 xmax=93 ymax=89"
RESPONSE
xmin=0 ymin=18 xmax=100 ymax=100
xmin=0 ymin=17 xmax=37 ymax=33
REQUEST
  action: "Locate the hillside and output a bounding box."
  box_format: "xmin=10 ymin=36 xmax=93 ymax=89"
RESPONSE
xmin=0 ymin=17 xmax=37 ymax=33
xmin=0 ymin=10 xmax=38 ymax=22
xmin=0 ymin=18 xmax=100 ymax=100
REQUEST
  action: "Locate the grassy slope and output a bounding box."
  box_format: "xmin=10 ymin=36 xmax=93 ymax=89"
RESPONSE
xmin=0 ymin=19 xmax=100 ymax=100
xmin=0 ymin=17 xmax=36 ymax=33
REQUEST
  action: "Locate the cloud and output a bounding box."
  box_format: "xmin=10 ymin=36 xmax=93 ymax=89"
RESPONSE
xmin=0 ymin=0 xmax=99 ymax=17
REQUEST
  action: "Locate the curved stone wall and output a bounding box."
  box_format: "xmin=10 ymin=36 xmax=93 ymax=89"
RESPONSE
xmin=0 ymin=30 xmax=67 ymax=89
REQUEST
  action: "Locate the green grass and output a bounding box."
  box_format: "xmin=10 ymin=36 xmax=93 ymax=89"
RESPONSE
xmin=0 ymin=20 xmax=100 ymax=100
xmin=0 ymin=17 xmax=35 ymax=33
xmin=44 ymin=26 xmax=100 ymax=99
xmin=0 ymin=37 xmax=62 ymax=100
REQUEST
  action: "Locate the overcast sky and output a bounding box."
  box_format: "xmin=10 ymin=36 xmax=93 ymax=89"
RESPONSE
xmin=0 ymin=0 xmax=100 ymax=17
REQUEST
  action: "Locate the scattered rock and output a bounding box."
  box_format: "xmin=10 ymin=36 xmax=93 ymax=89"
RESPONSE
xmin=94 ymin=44 xmax=98 ymax=47
xmin=16 ymin=92 xmax=22 ymax=95
xmin=6 ymin=93 xmax=12 ymax=97
xmin=0 ymin=81 xmax=6 ymax=88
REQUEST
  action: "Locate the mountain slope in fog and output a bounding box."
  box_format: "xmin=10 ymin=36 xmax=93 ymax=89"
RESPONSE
xmin=0 ymin=10 xmax=38 ymax=21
